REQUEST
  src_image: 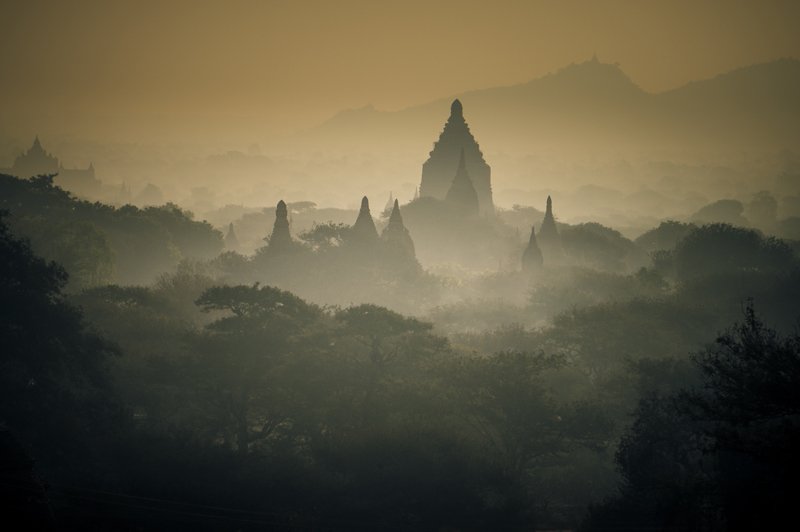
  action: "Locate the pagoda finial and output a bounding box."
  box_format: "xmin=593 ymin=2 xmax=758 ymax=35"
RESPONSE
xmin=450 ymin=99 xmax=463 ymax=119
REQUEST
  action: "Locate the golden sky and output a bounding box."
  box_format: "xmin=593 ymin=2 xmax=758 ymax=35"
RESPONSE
xmin=1 ymin=0 xmax=799 ymax=140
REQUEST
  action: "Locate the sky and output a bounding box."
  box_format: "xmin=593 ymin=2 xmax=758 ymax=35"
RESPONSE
xmin=1 ymin=0 xmax=799 ymax=141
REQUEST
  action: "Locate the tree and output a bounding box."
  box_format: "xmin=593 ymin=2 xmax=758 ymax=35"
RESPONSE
xmin=0 ymin=212 xmax=119 ymax=462
xmin=674 ymin=223 xmax=794 ymax=280
xmin=452 ymin=351 xmax=612 ymax=478
xmin=583 ymin=304 xmax=800 ymax=530
xmin=189 ymin=284 xmax=322 ymax=457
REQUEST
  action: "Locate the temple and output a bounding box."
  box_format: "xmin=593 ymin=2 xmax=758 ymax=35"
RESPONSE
xmin=445 ymin=149 xmax=480 ymax=216
xmin=521 ymin=225 xmax=543 ymax=272
xmin=537 ymin=196 xmax=563 ymax=262
xmin=267 ymin=200 xmax=294 ymax=251
xmin=420 ymin=99 xmax=493 ymax=215
xmin=381 ymin=199 xmax=416 ymax=260
xmin=1 ymin=137 xmax=99 ymax=195
xmin=350 ymin=196 xmax=379 ymax=243
xmin=224 ymin=222 xmax=240 ymax=251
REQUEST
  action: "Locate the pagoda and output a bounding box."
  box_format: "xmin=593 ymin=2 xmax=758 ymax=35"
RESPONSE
xmin=267 ymin=200 xmax=294 ymax=251
xmin=420 ymin=99 xmax=493 ymax=215
xmin=350 ymin=196 xmax=379 ymax=243
xmin=381 ymin=199 xmax=416 ymax=260
xmin=445 ymin=149 xmax=480 ymax=216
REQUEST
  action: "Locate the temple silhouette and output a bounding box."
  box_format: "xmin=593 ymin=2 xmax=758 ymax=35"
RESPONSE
xmin=420 ymin=99 xmax=494 ymax=215
xmin=445 ymin=148 xmax=480 ymax=216
xmin=1 ymin=137 xmax=99 ymax=194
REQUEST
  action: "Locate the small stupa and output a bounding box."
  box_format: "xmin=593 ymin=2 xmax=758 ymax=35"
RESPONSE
xmin=351 ymin=196 xmax=379 ymax=243
xmin=537 ymin=196 xmax=564 ymax=262
xmin=381 ymin=199 xmax=416 ymax=259
xmin=224 ymin=222 xmax=240 ymax=251
xmin=267 ymin=200 xmax=294 ymax=251
xmin=521 ymin=225 xmax=543 ymax=272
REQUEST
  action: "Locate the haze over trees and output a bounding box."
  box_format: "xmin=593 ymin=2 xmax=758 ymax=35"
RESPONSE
xmin=2 ymin=20 xmax=800 ymax=528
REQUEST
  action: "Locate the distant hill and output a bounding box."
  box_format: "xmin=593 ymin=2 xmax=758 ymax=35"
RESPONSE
xmin=302 ymin=57 xmax=800 ymax=152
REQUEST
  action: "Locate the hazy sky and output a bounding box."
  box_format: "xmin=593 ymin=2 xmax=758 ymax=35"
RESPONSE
xmin=1 ymin=0 xmax=799 ymax=140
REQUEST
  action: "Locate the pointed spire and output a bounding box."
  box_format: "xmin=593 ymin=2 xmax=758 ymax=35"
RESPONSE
xmin=383 ymin=191 xmax=394 ymax=216
xmin=538 ymin=195 xmax=563 ymax=262
xmin=420 ymin=98 xmax=494 ymax=214
xmin=351 ymin=196 xmax=378 ymax=242
xmin=450 ymin=99 xmax=463 ymax=120
xmin=225 ymin=222 xmax=240 ymax=251
xmin=522 ymin=225 xmax=543 ymax=272
xmin=445 ymin=148 xmax=479 ymax=216
xmin=540 ymin=196 xmax=558 ymax=236
xmin=387 ymin=199 xmax=403 ymax=229
xmin=382 ymin=199 xmax=416 ymax=261
xmin=267 ymin=199 xmax=294 ymax=251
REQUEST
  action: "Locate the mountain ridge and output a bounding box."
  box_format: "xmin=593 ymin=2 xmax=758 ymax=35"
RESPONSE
xmin=307 ymin=57 xmax=800 ymax=152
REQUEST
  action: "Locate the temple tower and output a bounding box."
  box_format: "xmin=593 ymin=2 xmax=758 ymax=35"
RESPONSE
xmin=351 ymin=196 xmax=379 ymax=243
xmin=521 ymin=225 xmax=543 ymax=272
xmin=445 ymin=149 xmax=480 ymax=216
xmin=224 ymin=222 xmax=240 ymax=251
xmin=420 ymin=99 xmax=493 ymax=215
xmin=537 ymin=196 xmax=564 ymax=262
xmin=267 ymin=200 xmax=294 ymax=251
xmin=381 ymin=199 xmax=416 ymax=260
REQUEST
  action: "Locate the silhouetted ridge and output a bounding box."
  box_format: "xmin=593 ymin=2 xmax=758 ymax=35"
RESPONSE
xmin=351 ymin=196 xmax=379 ymax=242
xmin=268 ymin=200 xmax=294 ymax=251
xmin=445 ymin=149 xmax=480 ymax=216
xmin=420 ymin=99 xmax=493 ymax=214
xmin=381 ymin=199 xmax=416 ymax=259
xmin=521 ymin=225 xmax=543 ymax=272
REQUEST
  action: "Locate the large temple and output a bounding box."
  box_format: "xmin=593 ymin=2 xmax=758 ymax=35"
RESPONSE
xmin=420 ymin=99 xmax=494 ymax=215
xmin=1 ymin=136 xmax=100 ymax=195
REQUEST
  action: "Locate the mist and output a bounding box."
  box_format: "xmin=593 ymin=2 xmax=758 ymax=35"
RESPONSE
xmin=2 ymin=1 xmax=800 ymax=530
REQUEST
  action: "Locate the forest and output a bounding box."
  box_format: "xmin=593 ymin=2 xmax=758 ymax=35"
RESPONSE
xmin=2 ymin=170 xmax=799 ymax=530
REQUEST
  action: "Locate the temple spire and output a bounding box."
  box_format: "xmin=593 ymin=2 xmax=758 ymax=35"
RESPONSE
xmin=521 ymin=225 xmax=543 ymax=273
xmin=450 ymin=99 xmax=463 ymax=120
xmin=382 ymin=199 xmax=416 ymax=261
xmin=224 ymin=222 xmax=240 ymax=251
xmin=267 ymin=200 xmax=294 ymax=251
xmin=351 ymin=196 xmax=379 ymax=242
xmin=420 ymin=99 xmax=493 ymax=214
xmin=445 ymin=148 xmax=480 ymax=216
xmin=537 ymin=195 xmax=563 ymax=263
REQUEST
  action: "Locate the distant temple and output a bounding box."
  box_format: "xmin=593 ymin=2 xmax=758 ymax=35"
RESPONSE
xmin=537 ymin=196 xmax=564 ymax=262
xmin=381 ymin=199 xmax=416 ymax=261
xmin=224 ymin=222 xmax=240 ymax=251
xmin=420 ymin=99 xmax=493 ymax=215
xmin=0 ymin=137 xmax=99 ymax=195
xmin=267 ymin=200 xmax=294 ymax=251
xmin=350 ymin=196 xmax=379 ymax=244
xmin=521 ymin=225 xmax=543 ymax=273
xmin=445 ymin=149 xmax=480 ymax=216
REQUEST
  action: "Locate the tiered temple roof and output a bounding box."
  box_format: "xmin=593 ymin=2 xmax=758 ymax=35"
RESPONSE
xmin=420 ymin=99 xmax=493 ymax=215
